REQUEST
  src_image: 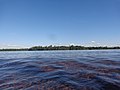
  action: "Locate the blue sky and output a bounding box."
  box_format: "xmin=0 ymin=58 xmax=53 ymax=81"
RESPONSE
xmin=0 ymin=0 xmax=120 ymax=48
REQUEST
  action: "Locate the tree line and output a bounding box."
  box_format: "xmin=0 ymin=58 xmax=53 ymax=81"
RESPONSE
xmin=0 ymin=45 xmax=120 ymax=51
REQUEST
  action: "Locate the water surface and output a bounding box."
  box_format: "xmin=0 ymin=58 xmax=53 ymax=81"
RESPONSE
xmin=0 ymin=50 xmax=120 ymax=90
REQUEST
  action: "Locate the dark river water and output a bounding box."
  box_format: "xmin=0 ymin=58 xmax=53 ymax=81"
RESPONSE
xmin=0 ymin=50 xmax=120 ymax=90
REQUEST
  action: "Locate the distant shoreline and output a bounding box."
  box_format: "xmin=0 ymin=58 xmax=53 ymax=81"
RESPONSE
xmin=0 ymin=45 xmax=120 ymax=51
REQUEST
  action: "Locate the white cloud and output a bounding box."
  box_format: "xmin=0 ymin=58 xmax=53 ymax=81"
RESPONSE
xmin=91 ymin=41 xmax=95 ymax=43
xmin=0 ymin=44 xmax=29 ymax=49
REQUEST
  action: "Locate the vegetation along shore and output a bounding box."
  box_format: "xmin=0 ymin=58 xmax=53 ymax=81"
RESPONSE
xmin=0 ymin=45 xmax=120 ymax=51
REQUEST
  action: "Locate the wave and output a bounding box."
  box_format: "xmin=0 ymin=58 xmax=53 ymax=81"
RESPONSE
xmin=0 ymin=51 xmax=120 ymax=90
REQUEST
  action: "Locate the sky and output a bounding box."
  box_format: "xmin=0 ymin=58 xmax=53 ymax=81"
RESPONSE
xmin=0 ymin=0 xmax=120 ymax=48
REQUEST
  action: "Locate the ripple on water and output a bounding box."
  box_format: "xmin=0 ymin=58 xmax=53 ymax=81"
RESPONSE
xmin=0 ymin=51 xmax=120 ymax=90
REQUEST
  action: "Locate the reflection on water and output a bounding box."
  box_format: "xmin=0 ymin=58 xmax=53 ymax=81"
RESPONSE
xmin=0 ymin=50 xmax=120 ymax=90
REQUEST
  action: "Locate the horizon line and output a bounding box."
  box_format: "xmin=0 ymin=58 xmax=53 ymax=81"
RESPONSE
xmin=0 ymin=44 xmax=120 ymax=49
